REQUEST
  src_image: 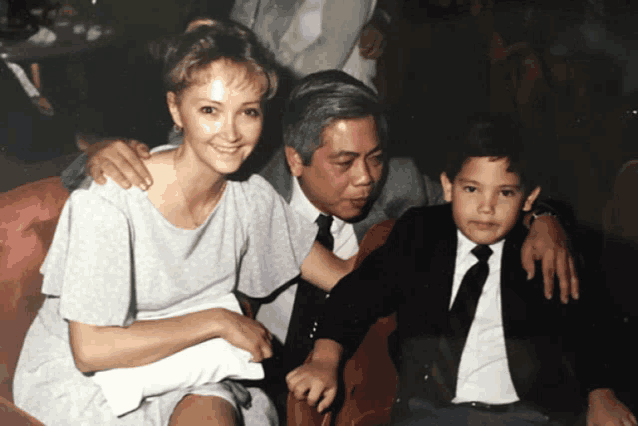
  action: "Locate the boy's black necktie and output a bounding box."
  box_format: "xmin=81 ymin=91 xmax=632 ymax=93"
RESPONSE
xmin=434 ymin=244 xmax=493 ymax=400
xmin=286 ymin=214 xmax=334 ymax=369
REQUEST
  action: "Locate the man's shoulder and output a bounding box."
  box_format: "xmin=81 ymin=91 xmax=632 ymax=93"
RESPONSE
xmin=393 ymin=203 xmax=454 ymax=236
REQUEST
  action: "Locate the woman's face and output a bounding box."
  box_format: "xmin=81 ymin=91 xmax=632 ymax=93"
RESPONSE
xmin=168 ymin=59 xmax=266 ymax=176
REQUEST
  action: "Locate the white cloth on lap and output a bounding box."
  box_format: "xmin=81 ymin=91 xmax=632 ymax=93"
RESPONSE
xmin=92 ymin=293 xmax=264 ymax=417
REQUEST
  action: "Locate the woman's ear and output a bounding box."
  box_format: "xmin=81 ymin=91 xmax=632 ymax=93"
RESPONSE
xmin=284 ymin=146 xmax=304 ymax=177
xmin=167 ymin=92 xmax=183 ymax=129
xmin=522 ymin=186 xmax=542 ymax=211
xmin=440 ymin=172 xmax=453 ymax=203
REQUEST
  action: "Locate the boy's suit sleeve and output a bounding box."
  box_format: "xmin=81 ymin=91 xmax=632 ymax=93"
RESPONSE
xmin=316 ymin=207 xmax=423 ymax=356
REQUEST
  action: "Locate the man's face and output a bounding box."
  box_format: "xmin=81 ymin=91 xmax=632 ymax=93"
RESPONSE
xmin=441 ymin=157 xmax=541 ymax=245
xmin=286 ymin=116 xmax=384 ymax=220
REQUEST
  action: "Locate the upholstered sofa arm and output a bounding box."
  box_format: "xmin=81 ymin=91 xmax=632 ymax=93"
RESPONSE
xmin=0 ymin=395 xmax=45 ymax=426
xmin=0 ymin=177 xmax=69 ymax=403
xmin=287 ymin=220 xmax=399 ymax=426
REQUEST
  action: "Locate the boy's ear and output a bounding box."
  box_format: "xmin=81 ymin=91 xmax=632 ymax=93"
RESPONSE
xmin=284 ymin=146 xmax=304 ymax=177
xmin=522 ymin=186 xmax=542 ymax=212
xmin=167 ymin=92 xmax=183 ymax=130
xmin=440 ymin=172 xmax=453 ymax=203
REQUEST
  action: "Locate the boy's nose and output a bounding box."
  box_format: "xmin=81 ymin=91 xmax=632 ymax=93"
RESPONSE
xmin=478 ymin=194 xmax=497 ymax=213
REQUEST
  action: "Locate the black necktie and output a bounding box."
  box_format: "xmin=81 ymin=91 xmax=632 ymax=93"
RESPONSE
xmin=434 ymin=244 xmax=493 ymax=400
xmin=285 ymin=214 xmax=334 ymax=369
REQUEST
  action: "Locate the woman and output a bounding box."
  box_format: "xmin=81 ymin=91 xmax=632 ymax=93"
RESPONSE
xmin=13 ymin=21 xmax=350 ymax=426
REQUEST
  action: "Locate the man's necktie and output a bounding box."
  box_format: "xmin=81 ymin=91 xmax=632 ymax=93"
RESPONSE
xmin=433 ymin=244 xmax=493 ymax=400
xmin=286 ymin=214 xmax=334 ymax=369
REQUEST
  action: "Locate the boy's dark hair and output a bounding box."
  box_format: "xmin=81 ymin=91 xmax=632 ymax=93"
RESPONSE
xmin=444 ymin=112 xmax=539 ymax=194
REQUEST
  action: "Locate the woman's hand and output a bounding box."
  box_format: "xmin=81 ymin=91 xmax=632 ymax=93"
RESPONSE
xmin=217 ymin=309 xmax=273 ymax=363
xmin=78 ymin=136 xmax=153 ymax=190
xmin=521 ymin=215 xmax=579 ymax=303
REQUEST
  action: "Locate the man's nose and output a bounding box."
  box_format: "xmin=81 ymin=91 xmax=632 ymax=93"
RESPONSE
xmin=351 ymin=160 xmax=373 ymax=186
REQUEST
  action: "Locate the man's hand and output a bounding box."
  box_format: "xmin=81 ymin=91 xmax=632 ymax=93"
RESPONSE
xmin=286 ymin=339 xmax=343 ymax=414
xmin=359 ymin=21 xmax=385 ymax=60
xmin=78 ymin=136 xmax=153 ymax=190
xmin=587 ymin=389 xmax=637 ymax=426
xmin=521 ymin=215 xmax=579 ymax=303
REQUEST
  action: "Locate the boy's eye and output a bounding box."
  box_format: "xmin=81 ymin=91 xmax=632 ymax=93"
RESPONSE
xmin=244 ymin=108 xmax=261 ymax=117
xmin=201 ymin=106 xmax=216 ymax=114
xmin=501 ymin=189 xmax=516 ymax=197
xmin=463 ymin=186 xmax=477 ymax=193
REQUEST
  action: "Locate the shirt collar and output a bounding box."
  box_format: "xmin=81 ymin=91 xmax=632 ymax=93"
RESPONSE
xmin=456 ymin=229 xmax=505 ymax=265
xmin=290 ymin=177 xmax=346 ymax=234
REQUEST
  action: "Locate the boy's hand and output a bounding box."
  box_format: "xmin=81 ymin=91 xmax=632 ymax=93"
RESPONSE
xmin=587 ymin=389 xmax=637 ymax=426
xmin=521 ymin=215 xmax=579 ymax=304
xmin=79 ymin=137 xmax=152 ymax=190
xmin=286 ymin=339 xmax=343 ymax=413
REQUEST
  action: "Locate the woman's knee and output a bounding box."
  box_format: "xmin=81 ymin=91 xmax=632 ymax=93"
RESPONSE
xmin=169 ymin=394 xmax=238 ymax=426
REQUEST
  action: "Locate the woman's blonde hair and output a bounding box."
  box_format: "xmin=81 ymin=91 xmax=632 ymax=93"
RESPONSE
xmin=162 ymin=20 xmax=278 ymax=101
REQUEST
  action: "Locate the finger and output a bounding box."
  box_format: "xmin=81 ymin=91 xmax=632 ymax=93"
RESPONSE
xmin=294 ymin=380 xmax=311 ymax=400
xmin=554 ymin=249 xmax=572 ymax=303
xmin=306 ymin=382 xmax=324 ymax=407
xmin=520 ymin=239 xmax=537 ymax=285
xmin=286 ymin=369 xmax=303 ymax=389
xmin=317 ymin=388 xmax=336 ymax=414
xmin=369 ymin=37 xmax=385 ymax=59
xmin=90 ymin=163 xmax=108 ymax=185
xmin=115 ymin=149 xmax=153 ymax=190
xmin=568 ymin=256 xmax=580 ymax=300
xmin=77 ymin=136 xmax=90 ymax=153
xmin=130 ymin=140 xmax=152 ymax=159
xmin=260 ymin=339 xmax=273 ymax=360
xmin=541 ymin=249 xmax=558 ymax=302
xmin=101 ymin=160 xmax=133 ymax=189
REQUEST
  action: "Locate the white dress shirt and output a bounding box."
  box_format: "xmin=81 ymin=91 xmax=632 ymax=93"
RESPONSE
xmin=450 ymin=231 xmax=520 ymax=404
xmin=255 ymin=177 xmax=359 ymax=343
xmin=230 ymin=0 xmax=379 ymax=91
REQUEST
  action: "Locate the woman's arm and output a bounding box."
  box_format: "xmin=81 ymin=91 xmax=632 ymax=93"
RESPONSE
xmin=299 ymin=241 xmax=356 ymax=292
xmin=69 ymin=308 xmax=272 ymax=373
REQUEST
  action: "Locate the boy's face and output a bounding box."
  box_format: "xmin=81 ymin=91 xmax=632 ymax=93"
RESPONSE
xmin=441 ymin=157 xmax=541 ymax=245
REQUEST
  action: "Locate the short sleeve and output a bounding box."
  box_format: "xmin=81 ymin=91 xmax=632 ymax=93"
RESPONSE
xmin=236 ymin=176 xmax=317 ymax=298
xmin=41 ymin=189 xmax=134 ymax=326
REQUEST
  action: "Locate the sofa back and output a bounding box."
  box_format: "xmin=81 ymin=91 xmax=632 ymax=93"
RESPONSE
xmin=0 ymin=177 xmax=69 ymax=402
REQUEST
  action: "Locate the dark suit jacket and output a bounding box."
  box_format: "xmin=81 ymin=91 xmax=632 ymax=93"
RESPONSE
xmin=318 ymin=203 xmax=611 ymax=422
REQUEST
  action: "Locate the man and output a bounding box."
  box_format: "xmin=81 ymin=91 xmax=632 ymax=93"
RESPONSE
xmin=188 ymin=0 xmax=389 ymax=91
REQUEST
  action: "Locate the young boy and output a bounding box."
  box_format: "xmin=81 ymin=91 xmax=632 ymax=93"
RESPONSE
xmin=285 ymin=113 xmax=636 ymax=425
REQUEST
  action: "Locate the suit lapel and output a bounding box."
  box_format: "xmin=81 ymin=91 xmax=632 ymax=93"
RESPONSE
xmin=500 ymin=224 xmax=540 ymax=393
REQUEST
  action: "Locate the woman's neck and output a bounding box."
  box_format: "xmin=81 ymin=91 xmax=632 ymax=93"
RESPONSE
xmin=172 ymin=145 xmax=228 ymax=227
